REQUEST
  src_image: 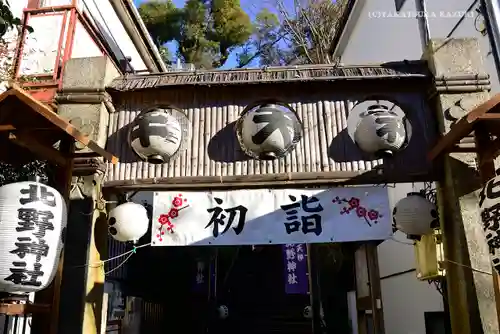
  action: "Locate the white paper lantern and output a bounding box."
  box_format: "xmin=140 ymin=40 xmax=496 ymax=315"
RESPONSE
xmin=236 ymin=103 xmax=302 ymax=160
xmin=129 ymin=107 xmax=187 ymax=164
xmin=0 ymin=181 xmax=67 ymax=294
xmin=108 ymin=202 xmax=149 ymax=243
xmin=392 ymin=192 xmax=438 ymax=237
xmin=479 ymin=175 xmax=500 ymax=274
xmin=347 ymin=99 xmax=411 ymax=157
xmin=217 ymin=305 xmax=229 ymax=319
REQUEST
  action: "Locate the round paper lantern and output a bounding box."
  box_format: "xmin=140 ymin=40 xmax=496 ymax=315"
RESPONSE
xmin=129 ymin=106 xmax=189 ymax=164
xmin=392 ymin=192 xmax=438 ymax=237
xmin=479 ymin=176 xmax=500 ymax=274
xmin=108 ymin=202 xmax=149 ymax=243
xmin=0 ymin=181 xmax=67 ymax=294
xmin=217 ymin=305 xmax=229 ymax=319
xmin=303 ymin=305 xmax=324 ymax=319
xmin=236 ymin=102 xmax=302 ymax=160
xmin=347 ymin=99 xmax=411 ymax=157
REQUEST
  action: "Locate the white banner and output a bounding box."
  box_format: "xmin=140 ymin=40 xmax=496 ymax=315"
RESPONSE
xmin=152 ymin=187 xmax=391 ymax=246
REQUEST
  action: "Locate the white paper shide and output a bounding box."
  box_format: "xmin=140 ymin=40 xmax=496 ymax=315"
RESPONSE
xmin=152 ymin=187 xmax=391 ymax=246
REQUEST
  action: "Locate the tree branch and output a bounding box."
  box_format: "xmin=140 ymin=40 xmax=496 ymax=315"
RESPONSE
xmin=237 ymin=33 xmax=286 ymax=68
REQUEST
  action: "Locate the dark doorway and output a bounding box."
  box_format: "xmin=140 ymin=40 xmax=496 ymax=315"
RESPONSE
xmin=216 ymin=245 xmax=311 ymax=334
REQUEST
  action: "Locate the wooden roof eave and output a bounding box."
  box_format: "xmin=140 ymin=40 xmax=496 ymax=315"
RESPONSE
xmin=428 ymin=93 xmax=500 ymax=161
xmin=0 ymin=82 xmax=118 ymax=166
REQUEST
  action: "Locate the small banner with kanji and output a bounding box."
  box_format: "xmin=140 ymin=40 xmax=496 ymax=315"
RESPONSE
xmin=282 ymin=243 xmax=309 ymax=294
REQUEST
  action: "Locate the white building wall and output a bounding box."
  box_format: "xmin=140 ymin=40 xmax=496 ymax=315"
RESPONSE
xmin=79 ymin=0 xmax=148 ymax=71
xmin=338 ymin=0 xmax=499 ymax=93
xmin=379 ymin=183 xmax=445 ymax=334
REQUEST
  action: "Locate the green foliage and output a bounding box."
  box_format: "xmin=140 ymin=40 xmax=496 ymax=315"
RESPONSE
xmin=237 ymin=8 xmax=286 ymax=67
xmin=0 ymin=0 xmax=33 ymax=38
xmin=158 ymin=45 xmax=172 ymax=64
xmin=139 ymin=0 xmax=252 ymax=69
xmin=0 ymin=160 xmax=52 ymax=187
xmin=139 ymin=0 xmax=347 ymax=69
xmin=240 ymin=0 xmax=347 ymax=67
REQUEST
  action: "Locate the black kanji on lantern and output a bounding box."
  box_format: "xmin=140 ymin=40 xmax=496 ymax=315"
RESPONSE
xmin=10 ymin=237 xmax=49 ymax=262
xmin=131 ymin=111 xmax=180 ymax=148
xmin=205 ymin=197 xmax=248 ymax=238
xmin=280 ymin=195 xmax=324 ymax=236
xmin=19 ymin=184 xmax=56 ymax=207
xmin=479 ymin=178 xmax=500 ymax=208
xmin=5 ymin=262 xmax=44 ymax=287
xmin=251 ymin=107 xmax=297 ymax=146
xmin=7 ymin=184 xmax=56 ymax=288
xmin=17 ymin=208 xmax=55 ymax=238
xmin=479 ymin=178 xmax=500 ymax=255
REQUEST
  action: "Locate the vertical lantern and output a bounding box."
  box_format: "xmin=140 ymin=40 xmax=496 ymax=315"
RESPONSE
xmin=0 ymin=181 xmax=67 ymax=294
xmin=479 ymin=175 xmax=500 ymax=274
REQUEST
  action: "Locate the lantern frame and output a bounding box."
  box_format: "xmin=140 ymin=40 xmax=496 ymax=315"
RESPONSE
xmin=235 ymin=99 xmax=303 ymax=160
xmin=128 ymin=105 xmax=191 ymax=164
xmin=346 ymin=96 xmax=413 ymax=158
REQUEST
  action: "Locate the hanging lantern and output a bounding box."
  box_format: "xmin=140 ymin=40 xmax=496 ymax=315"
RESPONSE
xmin=0 ymin=181 xmax=67 ymax=294
xmin=392 ymin=192 xmax=438 ymax=238
xmin=479 ymin=175 xmax=500 ymax=274
xmin=108 ymin=202 xmax=149 ymax=243
xmin=217 ymin=305 xmax=229 ymax=319
xmin=236 ymin=101 xmax=302 ymax=160
xmin=347 ymin=98 xmax=411 ymax=157
xmin=303 ymin=305 xmax=324 ymax=319
xmin=129 ymin=106 xmax=190 ymax=164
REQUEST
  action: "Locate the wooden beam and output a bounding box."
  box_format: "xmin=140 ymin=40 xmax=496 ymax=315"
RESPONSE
xmin=8 ymin=132 xmax=68 ymax=166
xmin=476 ymin=114 xmax=500 ymax=120
xmin=102 ymin=170 xmax=438 ymax=192
xmin=0 ymin=125 xmax=15 ymax=131
xmin=1 ymin=83 xmax=118 ymax=164
xmin=50 ymin=139 xmax=75 ymax=334
xmin=0 ymin=303 xmax=50 ymax=316
xmin=428 ymin=93 xmax=500 ymax=161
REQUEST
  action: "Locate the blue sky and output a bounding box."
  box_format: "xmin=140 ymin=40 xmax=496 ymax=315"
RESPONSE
xmin=133 ymin=0 xmax=275 ymax=68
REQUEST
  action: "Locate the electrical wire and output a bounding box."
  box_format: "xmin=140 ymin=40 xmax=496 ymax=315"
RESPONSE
xmin=72 ymin=242 xmax=151 ymax=269
xmin=105 ymin=252 xmax=135 ymax=275
xmin=443 ymin=259 xmax=492 ymax=276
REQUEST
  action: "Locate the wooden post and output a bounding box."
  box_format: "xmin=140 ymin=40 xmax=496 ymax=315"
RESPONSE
xmin=306 ymin=244 xmax=323 ymax=334
xmin=82 ymin=177 xmax=107 ymax=334
xmin=366 ymin=242 xmax=384 ymax=334
xmin=31 ymin=138 xmax=75 ymax=334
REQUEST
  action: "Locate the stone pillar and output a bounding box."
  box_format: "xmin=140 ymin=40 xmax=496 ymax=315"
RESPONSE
xmin=56 ymin=57 xmax=119 ymax=334
xmin=423 ymin=38 xmax=499 ymax=333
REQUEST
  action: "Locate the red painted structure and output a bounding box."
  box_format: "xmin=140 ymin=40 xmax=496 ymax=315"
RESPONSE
xmin=14 ymin=0 xmax=111 ymax=103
